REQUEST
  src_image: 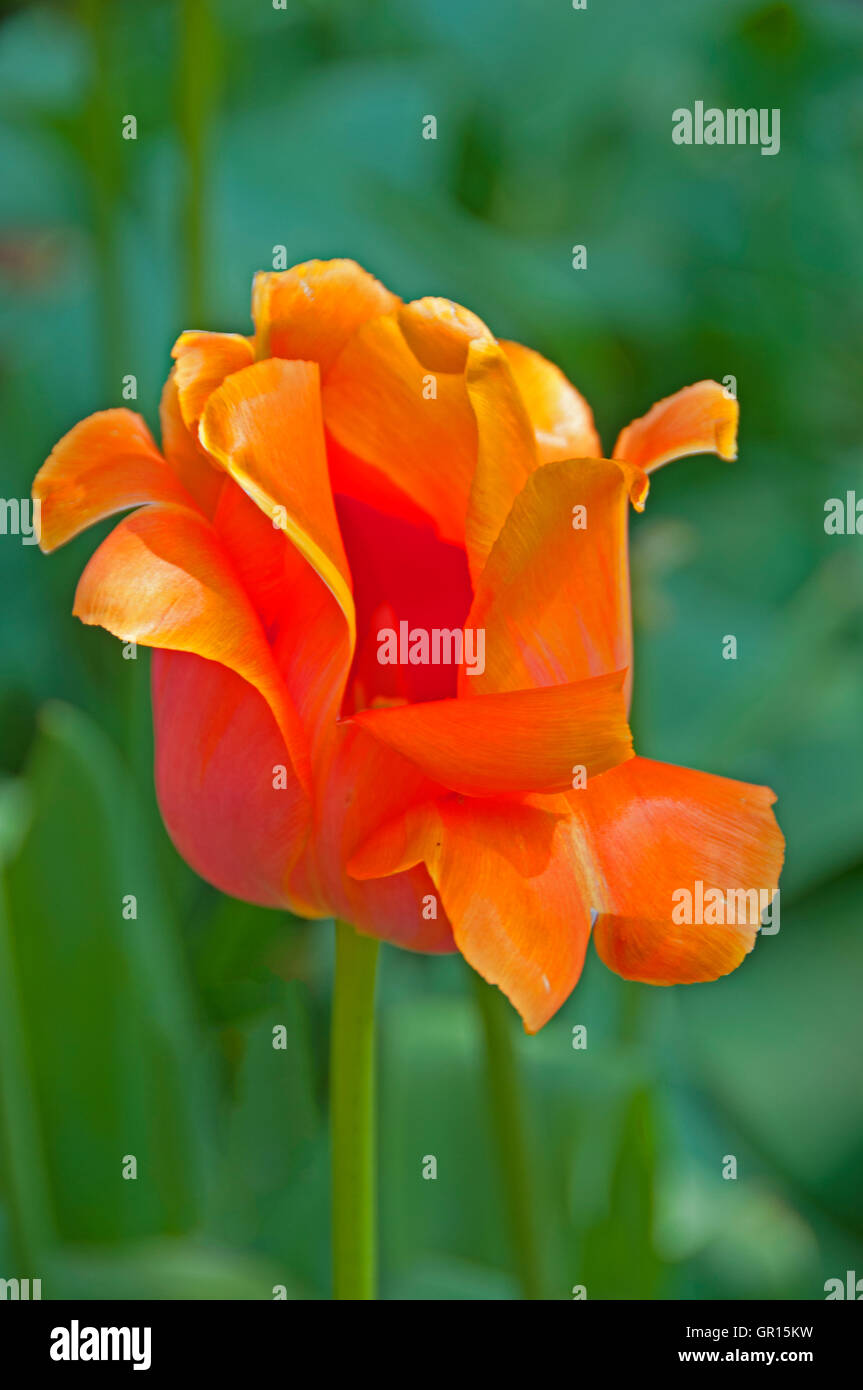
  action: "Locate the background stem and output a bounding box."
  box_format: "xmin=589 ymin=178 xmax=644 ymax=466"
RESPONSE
xmin=178 ymin=0 xmax=217 ymax=326
xmin=330 ymin=920 xmax=380 ymax=1300
xmin=471 ymin=973 xmax=545 ymax=1300
xmin=79 ymin=0 xmax=124 ymax=400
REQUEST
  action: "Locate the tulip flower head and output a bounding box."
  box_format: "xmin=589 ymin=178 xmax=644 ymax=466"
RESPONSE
xmin=34 ymin=259 xmax=784 ymax=1031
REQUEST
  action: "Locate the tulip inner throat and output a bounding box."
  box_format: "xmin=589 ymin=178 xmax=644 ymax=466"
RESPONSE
xmin=334 ymin=491 xmax=473 ymax=714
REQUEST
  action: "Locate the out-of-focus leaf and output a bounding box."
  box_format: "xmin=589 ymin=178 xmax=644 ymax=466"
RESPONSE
xmin=378 ymin=965 xmax=659 ymax=1300
xmin=679 ymin=869 xmax=863 ymax=1241
xmin=43 ymin=1237 xmax=295 ymax=1301
xmin=206 ymin=997 xmax=327 ymax=1297
xmin=2 ymin=702 xmax=212 ymax=1245
xmin=580 ymin=1088 xmax=666 ymax=1299
xmin=189 ymin=893 xmax=307 ymax=1027
xmin=0 ymin=775 xmax=55 ymax=1265
xmin=387 ymin=1254 xmax=517 ymax=1301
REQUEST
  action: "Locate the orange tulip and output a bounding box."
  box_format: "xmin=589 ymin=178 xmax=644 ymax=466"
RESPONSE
xmin=33 ymin=258 xmax=783 ymax=1032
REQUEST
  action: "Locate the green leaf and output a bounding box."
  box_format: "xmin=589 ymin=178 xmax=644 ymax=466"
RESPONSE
xmin=2 ymin=702 xmax=212 ymax=1246
xmin=580 ymin=1088 xmax=666 ymax=1299
xmin=43 ymin=1238 xmax=296 ymax=1301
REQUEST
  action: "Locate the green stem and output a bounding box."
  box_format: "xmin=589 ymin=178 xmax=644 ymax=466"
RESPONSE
xmin=330 ymin=920 xmax=380 ymax=1300
xmin=471 ymin=973 xmax=545 ymax=1300
xmin=80 ymin=0 xmax=124 ymax=400
xmin=178 ymin=0 xmax=217 ymax=326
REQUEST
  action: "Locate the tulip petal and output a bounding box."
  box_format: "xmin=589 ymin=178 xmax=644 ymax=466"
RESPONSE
xmin=350 ymin=796 xmax=592 ymax=1032
xmin=289 ymin=723 xmax=455 ymax=953
xmin=350 ymin=672 xmax=633 ymax=796
xmin=159 ymin=373 xmax=225 ymax=517
xmin=152 ymin=650 xmax=310 ymax=907
xmin=464 ymin=338 xmax=538 ymax=584
xmin=199 ymin=358 xmax=355 ymax=650
xmin=213 ymin=480 xmax=351 ymax=757
xmin=397 ymin=296 xmax=491 ymax=373
xmin=171 ymin=330 xmax=254 ymax=428
xmin=323 ymin=311 xmax=477 ymax=545
xmin=327 ymin=430 xmax=440 ymax=531
xmin=33 ymin=409 xmax=195 ymax=552
xmin=73 ymin=502 xmax=311 ymax=793
xmin=463 ymin=457 xmax=648 ymax=704
xmin=334 ymin=492 xmax=473 ymax=710
xmin=574 ymin=756 xmax=784 ymax=985
xmin=613 ymin=380 xmax=738 ymax=474
xmin=501 ymin=340 xmax=601 ymax=462
xmin=252 ymin=258 xmax=397 ymax=370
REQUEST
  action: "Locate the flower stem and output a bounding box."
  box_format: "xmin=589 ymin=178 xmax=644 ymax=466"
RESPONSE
xmin=471 ymin=973 xmax=545 ymax=1300
xmin=330 ymin=920 xmax=380 ymax=1300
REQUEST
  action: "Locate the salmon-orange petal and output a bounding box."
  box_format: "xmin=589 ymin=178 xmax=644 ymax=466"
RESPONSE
xmin=464 ymin=338 xmax=538 ymax=584
xmin=576 ymin=756 xmax=785 ymax=985
xmin=199 ymin=357 xmax=355 ymax=652
xmin=153 ymin=650 xmax=310 ymax=907
xmin=613 ymin=380 xmax=738 ymax=474
xmin=290 ymin=722 xmax=455 ymax=953
xmin=322 ymin=311 xmax=477 ymax=546
xmin=159 ymin=372 xmax=225 ymax=517
xmin=350 ymin=672 xmax=633 ymax=796
xmin=350 ymin=796 xmax=593 ymax=1032
xmin=213 ymin=480 xmax=351 ymax=758
xmin=396 ymin=296 xmax=491 ymax=374
xmin=501 ymin=340 xmax=601 ymax=463
xmin=171 ymin=330 xmax=254 ymax=429
xmin=463 ymin=456 xmax=648 ymax=704
xmin=73 ymin=502 xmax=311 ymax=794
xmin=326 ymin=430 xmax=439 ymax=532
xmin=252 ymin=258 xmax=397 ymax=370
xmin=33 ymin=409 xmax=195 ymax=552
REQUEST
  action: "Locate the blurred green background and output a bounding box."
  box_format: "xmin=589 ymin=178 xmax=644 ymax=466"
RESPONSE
xmin=1 ymin=0 xmax=862 ymax=1300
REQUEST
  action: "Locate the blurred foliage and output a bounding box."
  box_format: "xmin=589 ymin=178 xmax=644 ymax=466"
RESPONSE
xmin=1 ymin=0 xmax=862 ymax=1298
